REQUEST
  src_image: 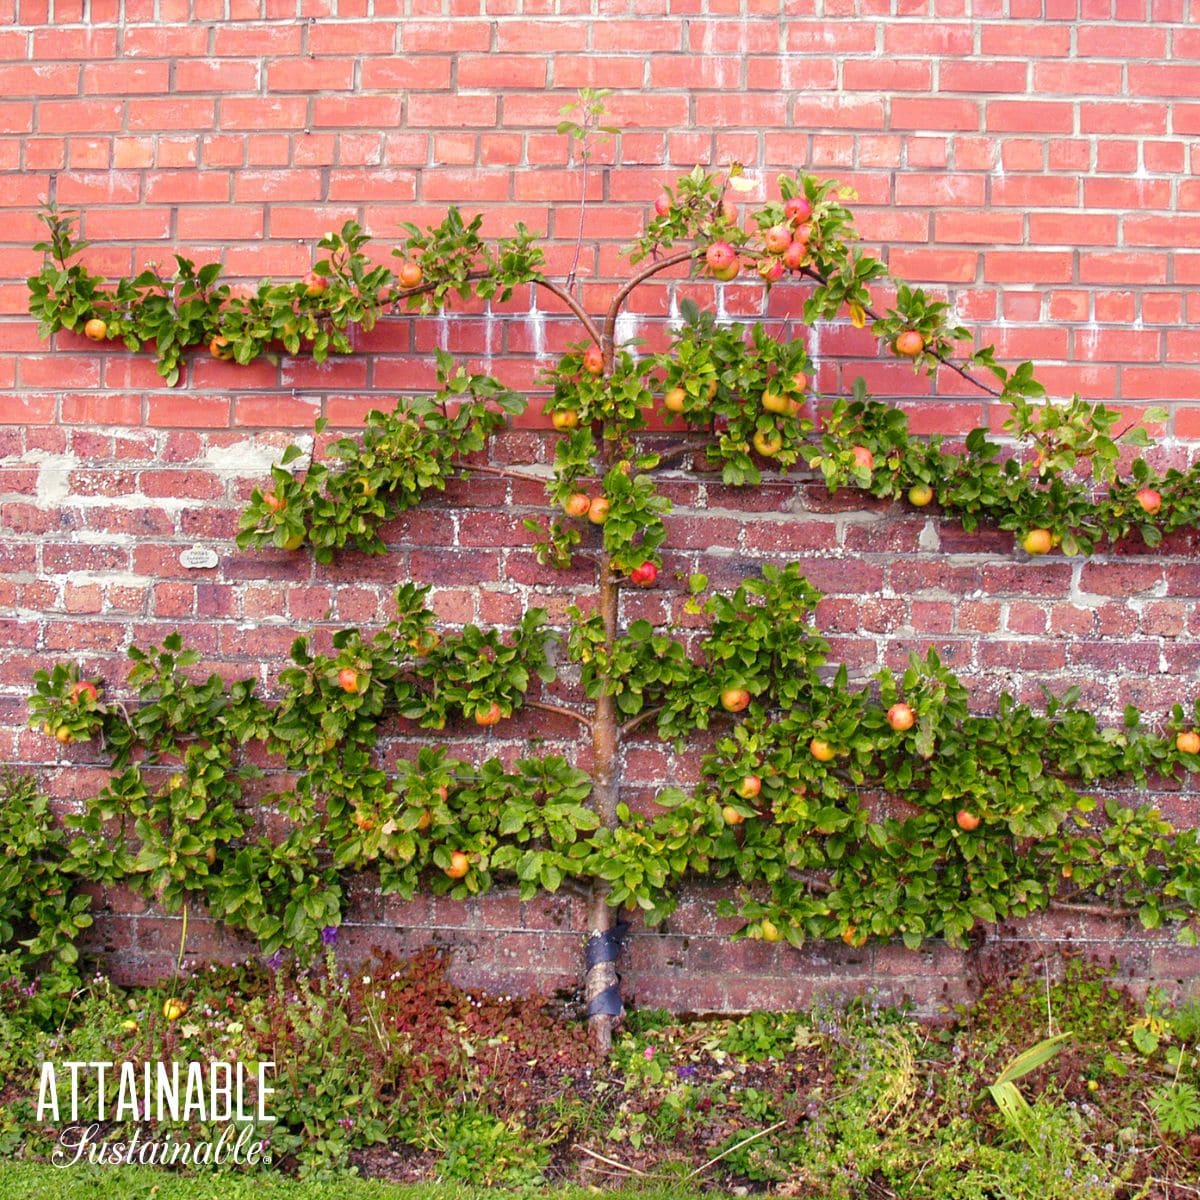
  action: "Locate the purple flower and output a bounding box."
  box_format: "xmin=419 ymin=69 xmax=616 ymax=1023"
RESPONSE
xmin=321 ymin=925 xmax=339 ymax=946
xmin=676 ymin=1065 xmax=698 ymax=1078
xmin=265 ymin=950 xmax=284 ymax=971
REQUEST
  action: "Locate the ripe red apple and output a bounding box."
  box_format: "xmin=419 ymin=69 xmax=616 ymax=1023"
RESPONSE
xmin=784 ymin=195 xmax=812 ymax=223
xmin=894 ymin=330 xmax=925 ymax=358
xmin=955 ymin=809 xmax=981 ymax=832
xmin=886 ymin=703 xmax=915 ymax=732
xmin=736 ymin=774 xmax=762 ymax=800
xmin=629 ymin=561 xmax=658 ymax=587
xmin=782 ymin=240 xmax=807 ymax=271
xmin=563 ymin=492 xmax=591 ymax=519
xmin=303 ymin=271 xmax=327 ymax=298
xmin=1176 ymin=731 xmax=1200 ymax=755
xmin=711 ymin=258 xmax=740 ymax=282
xmin=1135 ymin=487 xmax=1162 ymax=516
xmin=337 ymin=667 xmax=360 ymax=694
xmin=653 ymin=192 xmax=671 ymax=217
xmin=587 ymin=496 xmax=610 ymax=524
xmin=583 ymin=345 xmax=604 ymax=376
xmin=722 ymin=804 xmax=745 ymax=826
xmin=263 ymin=490 xmax=286 ymax=514
xmin=720 ymin=687 xmax=751 ymax=713
xmin=475 ymin=702 xmax=503 ymax=727
xmin=763 ymin=224 xmax=792 ymax=254
xmin=705 ymin=240 xmax=737 ymax=272
xmin=69 ymin=681 xmax=99 ymax=705
xmin=757 ymin=256 xmax=785 ymax=283
xmin=851 ymin=446 xmax=874 ymax=472
xmin=398 ymin=260 xmax=423 ymax=289
xmin=209 ymin=335 xmax=233 ymax=360
xmin=445 ymin=850 xmax=470 ymax=879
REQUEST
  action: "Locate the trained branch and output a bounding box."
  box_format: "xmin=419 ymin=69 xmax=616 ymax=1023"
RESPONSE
xmin=524 ymin=698 xmax=593 ymax=731
xmin=533 ymin=276 xmax=604 ymax=348
xmin=602 ymin=249 xmax=697 ymax=349
xmin=798 ymin=266 xmax=1004 ymax=400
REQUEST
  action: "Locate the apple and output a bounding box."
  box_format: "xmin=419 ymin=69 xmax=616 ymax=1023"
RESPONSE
xmin=907 ymin=483 xmax=934 ymax=508
xmin=587 ymin=496 xmax=610 ymax=524
xmin=722 ymin=804 xmax=745 ymax=826
xmin=784 ymin=195 xmax=812 ymax=223
xmin=84 ymin=317 xmax=108 ymax=341
xmin=1135 ymin=487 xmax=1163 ymax=516
xmin=711 ymin=258 xmax=740 ymax=282
xmin=583 ymin=345 xmax=604 ymax=376
xmin=762 ymin=388 xmax=791 ymax=416
xmin=763 ymin=224 xmax=792 ymax=254
xmin=69 ymin=681 xmax=99 ymax=704
xmin=810 ymin=738 xmax=836 ymax=762
xmin=209 ymin=335 xmax=233 ymax=360
xmin=789 ymin=371 xmax=809 ymax=393
xmin=886 ymin=703 xmax=915 ymax=732
xmin=55 ymin=726 xmax=73 ymax=745
xmin=663 ymin=386 xmax=687 ymax=413
xmin=720 ymin=687 xmax=751 ymax=713
xmin=851 ymin=446 xmax=874 ymax=472
xmin=760 ymin=918 xmax=782 ymax=942
xmin=757 ymin=256 xmax=785 ymax=283
xmin=736 ymin=774 xmax=762 ymax=800
xmin=398 ymin=260 xmax=423 ymax=289
xmin=337 ymin=667 xmax=359 ymax=694
xmin=841 ymin=926 xmax=862 ymax=947
xmin=563 ymin=492 xmax=592 ymax=519
xmin=782 ymin=240 xmax=807 ymax=271
xmin=753 ymin=427 xmax=784 ymax=457
xmin=416 ymin=808 xmax=432 ymax=831
xmin=1176 ymin=731 xmax=1200 ymax=755
xmin=281 ymin=533 xmax=305 ymax=551
xmin=654 ymin=192 xmax=671 ymax=217
xmin=629 ymin=561 xmax=658 ymax=587
xmin=1021 ymin=528 xmax=1053 ymax=556
xmin=475 ymin=702 xmax=503 ymax=726
xmin=445 ymin=850 xmax=471 ymax=879
xmin=894 ymin=330 xmax=925 ymax=358
xmin=720 ymin=198 xmax=738 ymax=223
xmin=264 ymin=490 xmax=286 ymax=514
xmin=551 ymin=408 xmax=579 ymax=431
xmin=303 ymin=270 xmax=327 ymax=297
xmin=955 ymin=809 xmax=981 ymax=832
xmin=706 ymin=241 xmax=737 ymax=272
xmin=162 ymin=998 xmax=187 ymax=1021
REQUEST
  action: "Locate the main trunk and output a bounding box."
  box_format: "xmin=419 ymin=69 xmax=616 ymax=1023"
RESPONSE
xmin=584 ymin=545 xmax=622 ymax=1052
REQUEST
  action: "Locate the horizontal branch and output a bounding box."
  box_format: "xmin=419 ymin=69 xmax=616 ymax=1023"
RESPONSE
xmin=524 ymin=698 xmax=593 ymax=731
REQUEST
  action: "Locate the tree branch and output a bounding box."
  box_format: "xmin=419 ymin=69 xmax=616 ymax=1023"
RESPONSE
xmin=459 ymin=462 xmax=551 ymax=486
xmin=620 ymin=705 xmax=665 ymax=738
xmin=603 ymin=249 xmax=697 ymax=349
xmin=797 ymin=266 xmax=1004 ymax=400
xmin=524 ymin=698 xmax=593 ymax=731
xmin=533 ymin=277 xmax=604 ymax=348
xmin=1047 ymin=898 xmax=1138 ymax=919
xmin=651 ymin=438 xmax=719 ymax=467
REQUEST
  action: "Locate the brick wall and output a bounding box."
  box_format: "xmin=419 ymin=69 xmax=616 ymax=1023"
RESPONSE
xmin=3 ymin=2 xmax=1200 ymax=1013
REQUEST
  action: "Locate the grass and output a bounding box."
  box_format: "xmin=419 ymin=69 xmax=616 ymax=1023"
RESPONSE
xmin=0 ymin=1163 xmax=731 ymax=1200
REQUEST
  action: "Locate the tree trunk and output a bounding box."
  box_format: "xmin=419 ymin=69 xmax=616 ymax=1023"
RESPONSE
xmin=585 ymin=556 xmax=622 ymax=1052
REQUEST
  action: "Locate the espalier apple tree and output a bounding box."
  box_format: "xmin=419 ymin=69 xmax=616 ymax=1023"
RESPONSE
xmin=24 ymin=128 xmax=1200 ymax=1048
